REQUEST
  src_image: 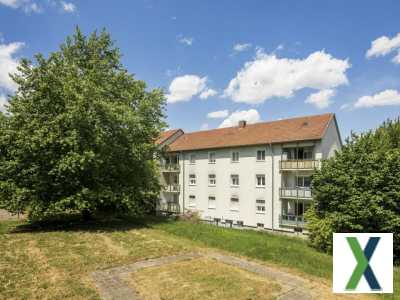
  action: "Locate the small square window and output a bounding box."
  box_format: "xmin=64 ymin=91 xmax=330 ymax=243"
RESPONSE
xmin=208 ymin=196 xmax=216 ymax=209
xmin=231 ymin=151 xmax=240 ymax=163
xmin=208 ymin=152 xmax=216 ymax=164
xmin=257 ymin=150 xmax=266 ymax=161
xmin=256 ymin=199 xmax=266 ymax=214
xmin=208 ymin=174 xmax=216 ymax=186
xmin=189 ymin=195 xmax=196 ymax=207
xmin=256 ymin=174 xmax=266 ymax=187
xmin=257 ymin=223 xmax=264 ymax=228
xmin=231 ymin=174 xmax=239 ymax=186
xmin=189 ymin=154 xmax=196 ymax=164
xmin=189 ymin=174 xmax=196 ymax=185
xmin=230 ymin=196 xmax=239 ymax=211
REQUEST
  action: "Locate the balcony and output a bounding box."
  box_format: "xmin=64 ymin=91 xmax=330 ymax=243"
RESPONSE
xmin=162 ymin=184 xmax=180 ymax=193
xmin=156 ymin=202 xmax=180 ymax=214
xmin=279 ymin=159 xmax=319 ymax=170
xmin=160 ymin=163 xmax=180 ymax=172
xmin=279 ymin=214 xmax=306 ymax=227
xmin=280 ymin=187 xmax=312 ymax=200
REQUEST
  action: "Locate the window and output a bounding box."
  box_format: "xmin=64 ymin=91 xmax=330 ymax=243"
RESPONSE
xmin=256 ymin=199 xmax=266 ymax=214
xmin=231 ymin=174 xmax=239 ymax=186
xmin=257 ymin=150 xmax=266 ymax=161
xmin=257 ymin=223 xmax=264 ymax=228
xmin=188 ymin=195 xmax=196 ymax=207
xmin=296 ymin=176 xmax=311 ymax=187
xmin=230 ymin=196 xmax=239 ymax=211
xmin=208 ymin=196 xmax=216 ymax=209
xmin=189 ymin=174 xmax=196 ymax=185
xmin=256 ymin=174 xmax=266 ymax=187
xmin=208 ymin=174 xmax=216 ymax=186
xmin=208 ymin=152 xmax=216 ymax=164
xmin=189 ymin=154 xmax=196 ymax=164
xmin=231 ymin=151 xmax=240 ymax=162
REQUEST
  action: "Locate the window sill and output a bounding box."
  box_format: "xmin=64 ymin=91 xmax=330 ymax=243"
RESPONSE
xmin=256 ymin=186 xmax=266 ymax=189
xmin=208 ymin=162 xmax=216 ymax=164
xmin=256 ymin=160 xmax=266 ymax=162
xmin=231 ymin=161 xmax=239 ymax=163
xmin=230 ymin=209 xmax=239 ymax=212
xmin=256 ymin=212 xmax=266 ymax=215
xmin=231 ymin=185 xmax=239 ymax=188
xmin=208 ymin=207 xmax=216 ymax=210
xmin=208 ymin=185 xmax=216 ymax=187
xmin=189 ymin=184 xmax=197 ymax=186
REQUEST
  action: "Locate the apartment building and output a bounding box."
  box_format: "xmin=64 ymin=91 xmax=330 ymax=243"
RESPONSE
xmin=156 ymin=113 xmax=342 ymax=233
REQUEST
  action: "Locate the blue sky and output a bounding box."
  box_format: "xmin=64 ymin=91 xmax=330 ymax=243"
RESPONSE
xmin=0 ymin=1 xmax=400 ymax=138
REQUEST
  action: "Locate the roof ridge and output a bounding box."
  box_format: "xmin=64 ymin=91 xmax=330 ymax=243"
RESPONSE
xmin=184 ymin=112 xmax=334 ymax=135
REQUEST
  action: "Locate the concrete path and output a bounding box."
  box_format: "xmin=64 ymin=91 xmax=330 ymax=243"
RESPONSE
xmin=91 ymin=252 xmax=311 ymax=300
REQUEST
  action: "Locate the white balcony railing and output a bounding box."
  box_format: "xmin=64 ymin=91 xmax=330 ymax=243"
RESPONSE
xmin=279 ymin=214 xmax=306 ymax=227
xmin=160 ymin=163 xmax=180 ymax=172
xmin=162 ymin=184 xmax=180 ymax=193
xmin=280 ymin=187 xmax=312 ymax=199
xmin=279 ymin=159 xmax=319 ymax=170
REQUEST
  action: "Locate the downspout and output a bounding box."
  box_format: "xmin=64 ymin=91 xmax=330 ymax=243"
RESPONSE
xmin=181 ymin=151 xmax=185 ymax=214
xmin=270 ymin=143 xmax=274 ymax=231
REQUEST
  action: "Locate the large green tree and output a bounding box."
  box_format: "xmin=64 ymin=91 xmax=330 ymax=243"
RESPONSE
xmin=306 ymin=118 xmax=400 ymax=262
xmin=0 ymin=28 xmax=166 ymax=220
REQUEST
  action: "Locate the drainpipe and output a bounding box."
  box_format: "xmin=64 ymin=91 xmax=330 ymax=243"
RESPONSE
xmin=270 ymin=143 xmax=274 ymax=231
xmin=181 ymin=151 xmax=185 ymax=214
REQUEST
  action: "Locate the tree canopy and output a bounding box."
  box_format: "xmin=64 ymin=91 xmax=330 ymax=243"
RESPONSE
xmin=306 ymin=118 xmax=400 ymax=263
xmin=0 ymin=28 xmax=166 ymax=220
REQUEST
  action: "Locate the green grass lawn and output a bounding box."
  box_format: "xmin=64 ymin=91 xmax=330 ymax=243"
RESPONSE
xmin=154 ymin=220 xmax=400 ymax=299
xmin=0 ymin=217 xmax=398 ymax=299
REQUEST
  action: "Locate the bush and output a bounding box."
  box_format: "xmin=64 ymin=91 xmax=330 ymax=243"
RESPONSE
xmin=306 ymin=118 xmax=400 ymax=263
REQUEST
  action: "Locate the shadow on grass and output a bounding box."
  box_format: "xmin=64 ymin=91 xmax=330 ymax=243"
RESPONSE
xmin=4 ymin=214 xmax=175 ymax=234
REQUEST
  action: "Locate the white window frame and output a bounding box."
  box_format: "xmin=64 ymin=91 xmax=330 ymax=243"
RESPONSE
xmin=256 ymin=149 xmax=266 ymax=161
xmin=188 ymin=195 xmax=196 ymax=207
xmin=208 ymin=174 xmax=216 ymax=186
xmin=189 ymin=153 xmax=196 ymax=164
xmin=256 ymin=199 xmax=266 ymax=214
xmin=189 ymin=174 xmax=196 ymax=186
xmin=231 ymin=174 xmax=239 ymax=187
xmin=231 ymin=151 xmax=240 ymax=163
xmin=230 ymin=196 xmax=239 ymax=211
xmin=208 ymin=196 xmax=216 ymax=209
xmin=208 ymin=152 xmax=216 ymax=164
xmin=256 ymin=174 xmax=266 ymax=187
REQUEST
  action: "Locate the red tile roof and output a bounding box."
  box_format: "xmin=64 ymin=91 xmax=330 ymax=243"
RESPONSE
xmin=156 ymin=129 xmax=181 ymax=146
xmin=167 ymin=113 xmax=335 ymax=152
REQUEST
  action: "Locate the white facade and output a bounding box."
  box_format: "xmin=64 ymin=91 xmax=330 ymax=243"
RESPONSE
xmin=159 ymin=116 xmax=341 ymax=233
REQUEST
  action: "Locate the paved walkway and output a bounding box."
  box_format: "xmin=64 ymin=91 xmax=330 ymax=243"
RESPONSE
xmin=91 ymin=252 xmax=311 ymax=300
xmin=0 ymin=209 xmax=24 ymax=221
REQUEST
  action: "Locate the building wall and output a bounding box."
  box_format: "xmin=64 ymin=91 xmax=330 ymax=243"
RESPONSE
xmin=160 ymin=117 xmax=342 ymax=233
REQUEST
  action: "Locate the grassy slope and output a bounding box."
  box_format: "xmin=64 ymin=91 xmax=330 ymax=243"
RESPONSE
xmin=154 ymin=220 xmax=400 ymax=299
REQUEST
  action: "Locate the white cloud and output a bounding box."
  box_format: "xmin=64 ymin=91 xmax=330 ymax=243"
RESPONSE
xmin=0 ymin=41 xmax=24 ymax=92
xmin=305 ymin=89 xmax=336 ymax=109
xmin=178 ymin=36 xmax=193 ymax=46
xmin=219 ymin=109 xmax=261 ymax=128
xmin=199 ymin=88 xmax=217 ymax=99
xmin=166 ymin=75 xmax=207 ymax=103
xmin=233 ymin=43 xmax=252 ymax=53
xmin=224 ymin=50 xmax=350 ymax=104
xmin=0 ymin=0 xmax=41 ymax=13
xmin=354 ymin=89 xmax=400 ymax=108
xmin=60 ymin=1 xmax=75 ymax=13
xmin=200 ymin=123 xmax=209 ymax=130
xmin=207 ymin=109 xmax=229 ymax=119
xmin=366 ymin=33 xmax=400 ymax=58
xmin=0 ymin=94 xmax=8 ymax=112
xmin=392 ymin=51 xmax=400 ymax=64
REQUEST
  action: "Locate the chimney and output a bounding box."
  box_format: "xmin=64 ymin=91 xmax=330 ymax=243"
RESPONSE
xmin=238 ymin=120 xmax=247 ymax=128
